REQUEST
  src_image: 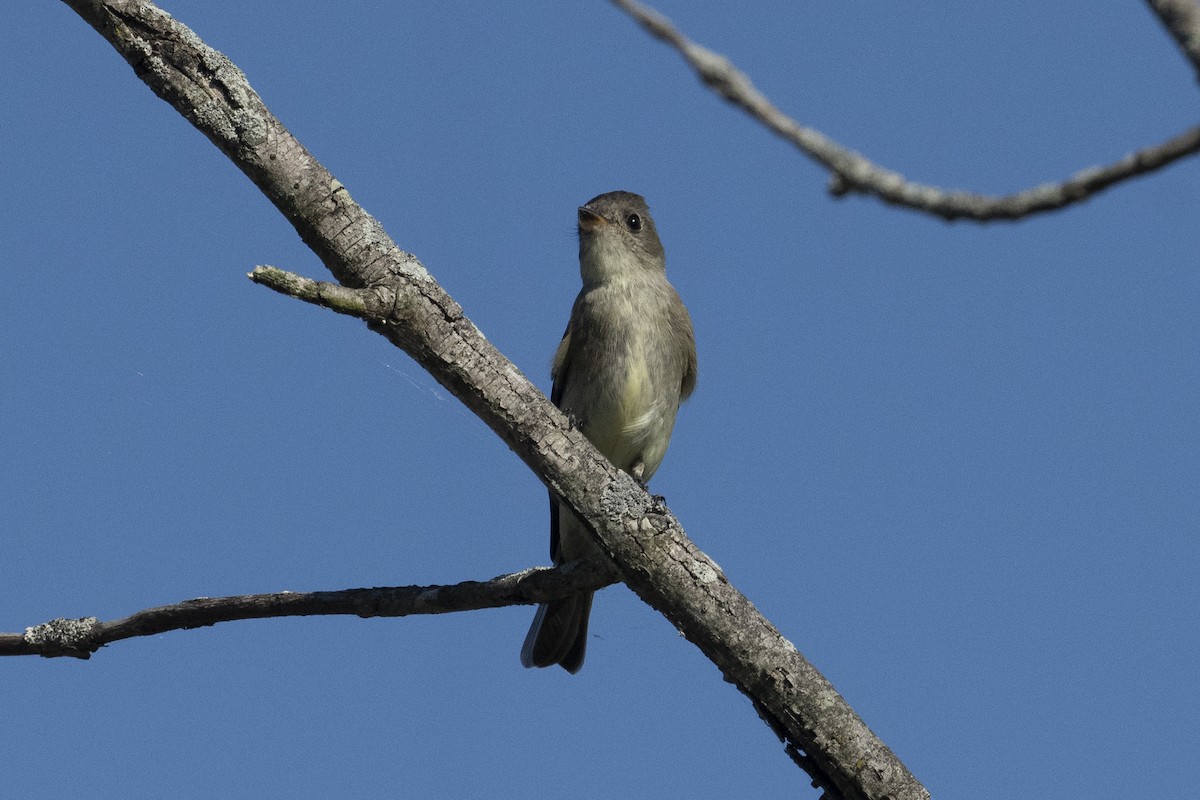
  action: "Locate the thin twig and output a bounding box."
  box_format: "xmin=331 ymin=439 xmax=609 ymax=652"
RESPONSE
xmin=1 ymin=561 xmax=616 ymax=659
xmin=611 ymin=0 xmax=1200 ymax=221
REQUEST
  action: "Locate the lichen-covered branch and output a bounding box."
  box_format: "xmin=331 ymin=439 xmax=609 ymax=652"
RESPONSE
xmin=611 ymin=0 xmax=1200 ymax=222
xmin=57 ymin=3 xmax=929 ymax=799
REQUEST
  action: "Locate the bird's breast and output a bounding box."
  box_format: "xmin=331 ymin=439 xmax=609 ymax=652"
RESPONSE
xmin=563 ymin=284 xmax=681 ymax=478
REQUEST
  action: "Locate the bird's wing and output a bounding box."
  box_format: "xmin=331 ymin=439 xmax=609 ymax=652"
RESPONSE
xmin=676 ymin=290 xmax=698 ymax=401
xmin=548 ymin=316 xmax=574 ymax=563
xmin=550 ymin=315 xmax=573 ymax=408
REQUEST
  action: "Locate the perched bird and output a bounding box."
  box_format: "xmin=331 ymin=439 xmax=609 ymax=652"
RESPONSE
xmin=521 ymin=191 xmax=697 ymax=673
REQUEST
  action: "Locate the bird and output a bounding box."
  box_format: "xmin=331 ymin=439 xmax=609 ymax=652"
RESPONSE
xmin=521 ymin=191 xmax=697 ymax=673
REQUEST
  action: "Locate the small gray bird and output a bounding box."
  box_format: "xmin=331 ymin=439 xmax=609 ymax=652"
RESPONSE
xmin=521 ymin=191 xmax=697 ymax=673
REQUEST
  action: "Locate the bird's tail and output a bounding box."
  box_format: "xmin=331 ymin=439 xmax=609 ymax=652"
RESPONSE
xmin=520 ymin=591 xmax=594 ymax=674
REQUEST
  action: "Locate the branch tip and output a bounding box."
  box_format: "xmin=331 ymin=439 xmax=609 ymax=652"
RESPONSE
xmin=614 ymin=0 xmax=1200 ymax=221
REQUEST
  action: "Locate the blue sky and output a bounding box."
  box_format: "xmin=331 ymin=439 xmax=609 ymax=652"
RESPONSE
xmin=3 ymin=2 xmax=1198 ymax=798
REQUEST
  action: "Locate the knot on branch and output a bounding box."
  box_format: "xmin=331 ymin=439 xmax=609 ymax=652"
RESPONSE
xmin=600 ymin=473 xmax=653 ymax=524
xmin=24 ymin=617 xmax=103 ymax=659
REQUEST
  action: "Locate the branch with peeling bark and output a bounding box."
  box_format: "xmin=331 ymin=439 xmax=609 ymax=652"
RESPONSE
xmin=48 ymin=3 xmax=933 ymax=800
xmin=611 ymin=0 xmax=1200 ymax=221
xmin=0 ymin=561 xmax=616 ymax=659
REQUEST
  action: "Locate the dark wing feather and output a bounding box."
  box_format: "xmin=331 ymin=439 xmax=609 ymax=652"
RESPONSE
xmin=548 ymin=317 xmax=573 ymax=562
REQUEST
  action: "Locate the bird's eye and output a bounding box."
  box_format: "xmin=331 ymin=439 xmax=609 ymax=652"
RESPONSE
xmin=626 ymin=213 xmax=642 ymax=231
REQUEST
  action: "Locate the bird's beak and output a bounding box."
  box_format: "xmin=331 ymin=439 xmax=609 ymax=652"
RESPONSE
xmin=577 ymin=205 xmax=608 ymax=232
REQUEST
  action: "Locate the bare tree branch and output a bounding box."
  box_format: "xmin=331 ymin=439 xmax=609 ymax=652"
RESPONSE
xmin=56 ymin=3 xmax=929 ymax=799
xmin=1147 ymin=0 xmax=1200 ymax=81
xmin=0 ymin=561 xmax=616 ymax=659
xmin=611 ymin=0 xmax=1200 ymax=222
